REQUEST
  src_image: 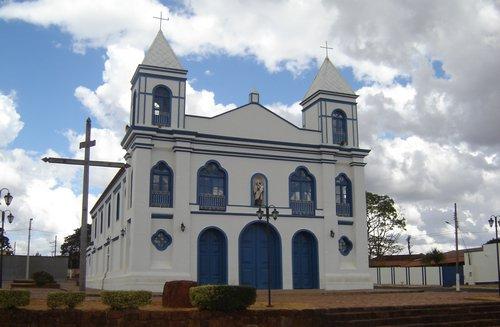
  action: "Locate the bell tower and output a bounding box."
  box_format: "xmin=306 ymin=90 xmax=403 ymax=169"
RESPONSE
xmin=300 ymin=54 xmax=359 ymax=147
xmin=130 ymin=31 xmax=187 ymax=129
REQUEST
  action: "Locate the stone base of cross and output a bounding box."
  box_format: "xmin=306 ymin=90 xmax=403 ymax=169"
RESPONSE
xmin=42 ymin=118 xmax=128 ymax=291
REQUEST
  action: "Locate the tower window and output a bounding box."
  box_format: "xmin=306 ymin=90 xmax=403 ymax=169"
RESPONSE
xmin=332 ymin=110 xmax=347 ymax=145
xmin=152 ymin=86 xmax=172 ymax=127
xmin=150 ymin=161 xmax=173 ymax=207
xmin=335 ymin=173 xmax=353 ymax=217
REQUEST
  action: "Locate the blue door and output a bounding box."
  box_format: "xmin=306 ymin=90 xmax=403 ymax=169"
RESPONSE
xmin=239 ymin=222 xmax=281 ymax=289
xmin=292 ymin=231 xmax=319 ymax=289
xmin=198 ymin=228 xmax=227 ymax=285
xmin=442 ymin=265 xmax=464 ymax=287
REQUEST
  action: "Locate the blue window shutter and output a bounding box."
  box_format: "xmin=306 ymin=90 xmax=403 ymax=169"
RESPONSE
xmin=150 ymin=161 xmax=173 ymax=208
xmin=152 ymin=86 xmax=172 ymax=127
xmin=197 ymin=161 xmax=227 ymax=211
xmin=332 ymin=110 xmax=347 ymax=145
xmin=335 ymin=174 xmax=353 ymax=217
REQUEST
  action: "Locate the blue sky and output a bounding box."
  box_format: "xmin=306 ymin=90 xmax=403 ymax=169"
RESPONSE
xmin=0 ymin=16 xmax=364 ymax=158
xmin=0 ymin=0 xmax=498 ymax=256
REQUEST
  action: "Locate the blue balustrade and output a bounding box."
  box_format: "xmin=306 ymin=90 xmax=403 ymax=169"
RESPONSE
xmin=199 ymin=194 xmax=226 ymax=211
xmin=150 ymin=191 xmax=172 ymax=207
xmin=290 ymin=200 xmax=315 ymax=216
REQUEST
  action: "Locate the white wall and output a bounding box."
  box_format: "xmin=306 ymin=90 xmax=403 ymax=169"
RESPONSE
xmin=370 ymin=267 xmax=442 ymax=286
xmin=464 ymin=244 xmax=500 ymax=284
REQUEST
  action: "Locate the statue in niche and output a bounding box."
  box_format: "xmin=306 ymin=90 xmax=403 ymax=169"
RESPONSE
xmin=253 ymin=175 xmax=265 ymax=207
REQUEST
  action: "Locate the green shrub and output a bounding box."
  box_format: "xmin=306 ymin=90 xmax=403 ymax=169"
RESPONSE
xmin=101 ymin=291 xmax=152 ymax=310
xmin=47 ymin=292 xmax=85 ymax=309
xmin=0 ymin=290 xmax=30 ymax=309
xmin=32 ymin=271 xmax=55 ymax=287
xmin=189 ymin=285 xmax=256 ymax=311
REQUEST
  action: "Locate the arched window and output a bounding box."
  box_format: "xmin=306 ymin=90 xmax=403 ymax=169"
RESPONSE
xmin=335 ymin=173 xmax=352 ymax=217
xmin=251 ymin=173 xmax=268 ymax=207
xmin=150 ymin=161 xmax=173 ymax=207
xmin=131 ymin=91 xmax=137 ymax=125
xmin=289 ymin=167 xmax=316 ymax=216
xmin=197 ymin=161 xmax=227 ymax=211
xmin=332 ymin=110 xmax=347 ymax=145
xmin=152 ymin=86 xmax=172 ymax=127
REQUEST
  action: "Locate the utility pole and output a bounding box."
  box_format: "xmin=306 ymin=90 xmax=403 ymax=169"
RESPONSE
xmin=13 ymin=242 xmax=16 ymax=255
xmin=406 ymin=235 xmax=412 ymax=255
xmin=50 ymin=235 xmax=57 ymax=257
xmin=42 ymin=118 xmax=127 ymax=291
xmin=25 ymin=218 xmax=33 ymax=280
xmin=454 ymin=203 xmax=460 ymax=292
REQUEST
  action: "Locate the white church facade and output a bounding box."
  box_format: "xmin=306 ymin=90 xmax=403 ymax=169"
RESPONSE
xmin=86 ymin=31 xmax=372 ymax=291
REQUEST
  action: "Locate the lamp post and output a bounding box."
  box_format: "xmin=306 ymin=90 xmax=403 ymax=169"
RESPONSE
xmin=0 ymin=188 xmax=13 ymax=289
xmin=488 ymin=215 xmax=500 ymax=296
xmin=256 ymin=204 xmax=279 ymax=307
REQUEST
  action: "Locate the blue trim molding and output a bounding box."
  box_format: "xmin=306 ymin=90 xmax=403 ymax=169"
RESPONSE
xmin=151 ymin=229 xmax=172 ymax=251
xmin=151 ymin=213 xmax=173 ymax=219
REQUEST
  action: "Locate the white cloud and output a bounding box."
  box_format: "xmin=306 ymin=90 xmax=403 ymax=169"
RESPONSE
xmin=185 ymin=82 xmax=236 ymax=117
xmin=0 ymin=91 xmax=23 ymax=147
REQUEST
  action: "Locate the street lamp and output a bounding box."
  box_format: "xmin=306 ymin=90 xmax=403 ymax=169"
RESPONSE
xmin=488 ymin=215 xmax=500 ymax=296
xmin=1 ymin=209 xmax=14 ymax=289
xmin=256 ymin=204 xmax=279 ymax=307
xmin=0 ymin=188 xmax=13 ymax=206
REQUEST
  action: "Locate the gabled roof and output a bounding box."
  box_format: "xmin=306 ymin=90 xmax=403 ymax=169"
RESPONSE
xmin=303 ymin=57 xmax=355 ymax=100
xmin=142 ymin=30 xmax=184 ymax=70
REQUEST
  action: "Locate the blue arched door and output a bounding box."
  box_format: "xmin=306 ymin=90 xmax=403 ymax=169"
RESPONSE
xmin=292 ymin=230 xmax=319 ymax=289
xmin=239 ymin=222 xmax=282 ymax=289
xmin=198 ymin=228 xmax=227 ymax=285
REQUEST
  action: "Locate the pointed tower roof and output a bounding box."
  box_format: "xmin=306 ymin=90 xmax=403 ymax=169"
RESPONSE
xmin=303 ymin=57 xmax=355 ymax=101
xmin=142 ymin=30 xmax=184 ymax=70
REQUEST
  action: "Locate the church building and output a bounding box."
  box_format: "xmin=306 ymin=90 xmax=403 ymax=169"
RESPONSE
xmin=86 ymin=30 xmax=372 ymax=291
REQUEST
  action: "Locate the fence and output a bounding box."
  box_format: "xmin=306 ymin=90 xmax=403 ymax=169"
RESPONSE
xmin=370 ymin=266 xmax=464 ymax=287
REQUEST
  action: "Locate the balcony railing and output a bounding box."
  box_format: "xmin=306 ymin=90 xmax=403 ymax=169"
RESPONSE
xmin=152 ymin=113 xmax=171 ymax=127
xmin=150 ymin=191 xmax=172 ymax=207
xmin=336 ymin=202 xmax=352 ymax=217
xmin=198 ymin=194 xmax=226 ymax=211
xmin=290 ymin=200 xmax=315 ymax=216
xmin=333 ymin=132 xmax=347 ymax=145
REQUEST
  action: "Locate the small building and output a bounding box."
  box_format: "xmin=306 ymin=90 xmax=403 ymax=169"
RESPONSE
xmin=86 ymin=30 xmax=372 ymax=291
xmin=463 ymin=243 xmax=499 ymax=285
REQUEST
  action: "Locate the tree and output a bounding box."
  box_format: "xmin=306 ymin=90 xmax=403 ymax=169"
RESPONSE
xmin=0 ymin=233 xmax=13 ymax=255
xmin=366 ymin=192 xmax=406 ymax=258
xmin=485 ymin=238 xmax=500 ymax=244
xmin=422 ymin=248 xmax=444 ymax=266
xmin=60 ymin=224 xmax=91 ymax=269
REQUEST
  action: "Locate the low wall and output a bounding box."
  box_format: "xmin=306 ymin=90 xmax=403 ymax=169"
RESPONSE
xmin=0 ymin=308 xmax=330 ymax=327
xmin=370 ymin=267 xmax=443 ymax=286
xmin=1 ymin=255 xmax=68 ymax=281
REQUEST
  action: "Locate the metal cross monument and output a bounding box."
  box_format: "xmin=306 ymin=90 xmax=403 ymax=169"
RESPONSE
xmin=153 ymin=11 xmax=169 ymax=30
xmin=42 ymin=118 xmax=127 ymax=291
xmin=321 ymin=41 xmax=333 ymax=58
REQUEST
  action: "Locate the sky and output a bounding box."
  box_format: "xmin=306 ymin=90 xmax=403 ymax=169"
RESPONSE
xmin=0 ymin=0 xmax=499 ymax=257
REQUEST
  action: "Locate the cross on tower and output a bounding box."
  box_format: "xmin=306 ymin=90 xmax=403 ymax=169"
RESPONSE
xmin=42 ymin=118 xmax=128 ymax=291
xmin=153 ymin=11 xmax=169 ymax=30
xmin=320 ymin=41 xmax=333 ymax=58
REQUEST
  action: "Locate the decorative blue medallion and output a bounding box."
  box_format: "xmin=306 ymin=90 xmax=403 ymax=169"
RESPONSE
xmin=151 ymin=229 xmax=172 ymax=251
xmin=338 ymin=236 xmax=353 ymax=256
